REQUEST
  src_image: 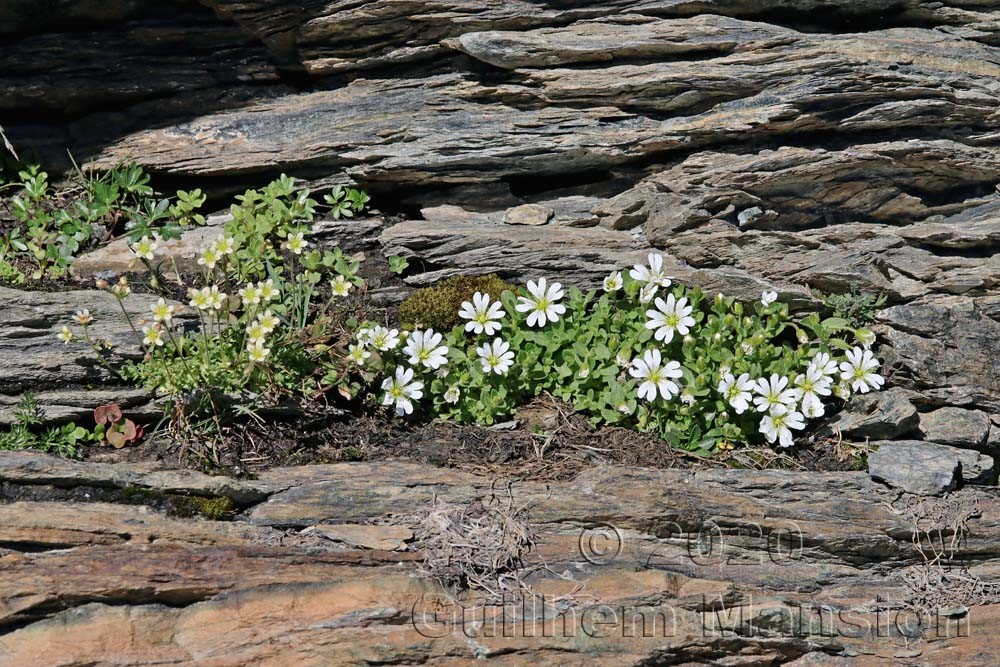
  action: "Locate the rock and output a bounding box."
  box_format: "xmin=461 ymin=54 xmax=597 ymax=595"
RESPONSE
xmin=309 ymin=524 xmax=413 ymax=551
xmin=868 ymin=440 xmax=995 ymax=494
xmin=0 ymin=451 xmax=268 ymax=505
xmin=919 ymin=407 xmax=992 ymax=450
xmin=70 ymin=226 xmax=225 ymax=280
xmin=821 ymin=388 xmax=919 ymax=440
xmin=2 ymin=456 xmax=1000 ymax=664
xmin=502 ymin=203 xmax=553 ymax=226
xmin=0 ymin=287 xmax=193 ymax=425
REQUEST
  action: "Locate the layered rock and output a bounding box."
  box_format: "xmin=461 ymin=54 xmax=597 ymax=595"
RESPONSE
xmin=2 ymin=453 xmax=1000 ymax=665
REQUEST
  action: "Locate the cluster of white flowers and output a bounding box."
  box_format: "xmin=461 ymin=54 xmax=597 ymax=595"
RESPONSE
xmin=196 ymin=236 xmax=237 ymax=271
xmin=355 ymin=252 xmax=886 ymax=449
xmin=188 ymin=285 xmax=227 ymax=311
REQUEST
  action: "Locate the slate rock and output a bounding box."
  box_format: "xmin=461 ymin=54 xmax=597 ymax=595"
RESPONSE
xmin=919 ymin=407 xmax=992 ymax=450
xmin=822 ymin=388 xmax=919 ymax=440
xmin=868 ymin=440 xmax=996 ymax=495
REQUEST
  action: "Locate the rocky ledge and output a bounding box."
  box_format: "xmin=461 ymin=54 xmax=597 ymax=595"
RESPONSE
xmin=1 ymin=451 xmax=999 ymax=666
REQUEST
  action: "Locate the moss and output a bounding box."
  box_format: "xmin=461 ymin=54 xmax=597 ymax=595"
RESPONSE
xmin=399 ymin=274 xmax=517 ymax=331
xmin=186 ymin=495 xmax=236 ymax=520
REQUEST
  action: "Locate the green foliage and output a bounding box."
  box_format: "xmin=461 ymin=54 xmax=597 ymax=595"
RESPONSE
xmin=323 ymin=185 xmax=370 ymax=220
xmin=399 ymin=274 xmax=517 ymax=331
xmin=363 ymin=268 xmax=881 ymax=454
xmin=0 ymin=393 xmax=92 ymax=459
xmin=818 ymin=284 xmax=887 ymax=329
xmin=388 ymin=255 xmax=409 ymax=275
xmin=186 ymin=495 xmax=235 ymax=520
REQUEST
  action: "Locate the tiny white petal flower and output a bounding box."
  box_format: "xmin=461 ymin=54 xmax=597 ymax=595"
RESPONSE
xmin=330 ymin=274 xmax=352 ymax=297
xmin=150 ymin=298 xmax=175 ymax=323
xmin=142 ymin=324 xmax=165 ymax=348
xmin=257 ymin=279 xmax=279 ymax=302
xmin=188 ymin=287 xmax=213 ymax=311
xmin=476 ymin=338 xmax=514 ymax=375
xmin=370 ymin=326 xmax=400 ymax=352
xmin=794 ymin=366 xmax=832 ymax=418
xmin=759 ymin=404 xmax=805 ymax=448
xmin=514 ymin=278 xmax=566 ymax=328
xmin=458 ymin=292 xmax=505 ymax=335
xmin=256 ymin=310 xmax=280 ymax=334
xmin=197 ymin=247 xmax=219 ymax=270
xmin=629 ymin=349 xmax=683 ymax=402
xmin=213 ymin=236 xmax=235 ymax=256
xmin=839 ymin=346 xmax=885 ymax=394
xmin=761 ymin=290 xmax=778 ymax=307
xmin=402 ymin=329 xmax=449 ymax=370
xmin=239 ymin=284 xmax=262 ymax=307
xmin=381 ymin=366 xmax=424 ymax=416
xmin=283 ymin=231 xmax=308 ymax=255
xmin=718 ymin=372 xmax=755 ymax=414
xmin=348 ymin=344 xmax=371 ymax=366
xmin=603 ymin=271 xmax=623 ymax=292
xmin=208 ymin=285 xmax=227 ymax=310
xmin=246 ymin=322 xmax=268 ymax=344
xmin=629 ymin=252 xmax=672 ymax=288
xmin=809 ymin=352 xmax=839 ymax=378
xmin=57 ymin=326 xmax=73 ymax=344
xmin=444 ymin=386 xmax=461 ymax=404
xmin=753 ymin=374 xmax=802 ymax=412
xmin=638 ymin=283 xmax=658 ymax=304
xmin=645 ymin=293 xmax=696 ymax=344
xmin=132 ymin=236 xmax=157 ymax=260
xmin=247 ymin=341 xmax=271 ymax=363
xmin=73 ymin=309 xmax=93 ymax=326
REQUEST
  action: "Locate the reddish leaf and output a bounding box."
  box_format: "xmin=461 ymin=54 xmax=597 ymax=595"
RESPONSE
xmin=122 ymin=419 xmax=138 ymax=443
xmin=106 ymin=429 xmax=127 ymax=448
xmin=94 ymin=403 xmax=122 ymax=425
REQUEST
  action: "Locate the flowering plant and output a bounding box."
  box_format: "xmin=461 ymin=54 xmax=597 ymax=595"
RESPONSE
xmin=353 ymin=254 xmax=885 ymax=453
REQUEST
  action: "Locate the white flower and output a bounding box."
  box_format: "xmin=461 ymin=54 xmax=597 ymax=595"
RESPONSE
xmin=435 ymin=366 xmax=450 ymax=379
xmin=246 ymin=322 xmax=268 ymax=345
xmin=856 ymin=329 xmax=876 ymax=348
xmin=403 ymin=329 xmax=449 ymax=370
xmin=629 ymin=349 xmax=683 ymax=402
xmin=330 ymin=274 xmax=352 ymax=297
xmin=515 ymin=278 xmax=566 ymax=328
xmin=645 ymin=294 xmax=695 ymax=344
xmin=680 ymin=390 xmax=696 ymax=407
xmin=208 ymin=285 xmax=227 ymax=310
xmin=348 ymin=344 xmax=371 ymax=366
xmin=197 ymin=247 xmax=219 ymax=270
xmin=444 ymin=386 xmax=461 ymax=404
xmin=761 ymin=290 xmax=778 ymax=307
xmin=759 ymin=404 xmax=805 ymax=448
xmin=189 ymin=287 xmax=212 ymax=311
xmin=247 ymin=342 xmax=271 ymax=363
xmin=239 ymin=284 xmax=262 ymax=306
xmin=629 ymin=252 xmax=672 ymax=288
xmin=809 ymin=351 xmax=839 ymax=378
xmin=794 ymin=366 xmax=832 ymax=418
xmin=283 ymin=231 xmax=308 ymax=255
xmin=256 ymin=310 xmax=280 ymax=334
xmin=57 ymin=326 xmax=73 ymax=344
xmin=381 ymin=366 xmax=424 ymax=416
xmin=370 ymin=326 xmax=400 ymax=352
xmin=603 ymin=271 xmax=623 ymax=292
xmin=356 ymin=327 xmax=374 ymax=346
xmin=142 ymin=324 xmax=164 ymax=348
xmin=132 ymin=236 xmax=157 ymax=260
xmin=752 ymin=374 xmax=801 ymax=412
xmin=213 ymin=236 xmax=235 ymax=256
xmin=257 ymin=279 xmax=279 ymax=302
xmin=458 ymin=292 xmax=505 ymax=335
xmin=73 ymin=309 xmax=92 ymax=326
xmin=476 ymin=338 xmax=514 ymax=375
xmin=638 ymin=283 xmax=658 ymax=304
xmin=839 ymin=346 xmax=885 ymax=394
xmin=718 ymin=372 xmax=755 ymax=414
xmin=150 ymin=298 xmax=175 ymax=323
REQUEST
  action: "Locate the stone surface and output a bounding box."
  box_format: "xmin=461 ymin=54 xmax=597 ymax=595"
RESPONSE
xmin=70 ymin=226 xmax=225 ymax=280
xmin=868 ymin=440 xmax=996 ymax=494
xmin=503 ymin=203 xmax=553 ymax=226
xmin=920 ymin=407 xmax=993 ymax=450
xmin=820 ymin=388 xmax=919 ymax=441
xmin=309 ymin=523 xmax=413 ymax=551
xmin=2 ymin=455 xmax=1000 ymax=665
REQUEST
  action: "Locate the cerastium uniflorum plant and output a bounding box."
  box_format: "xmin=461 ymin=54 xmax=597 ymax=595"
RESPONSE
xmin=55 ymin=175 xmax=371 ymax=459
xmin=352 ymin=253 xmax=885 ymax=454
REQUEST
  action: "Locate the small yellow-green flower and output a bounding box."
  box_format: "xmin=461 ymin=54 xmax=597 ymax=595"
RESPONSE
xmin=247 ymin=342 xmax=271 ymax=363
xmin=330 ymin=274 xmax=352 ymax=297
xmin=239 ymin=284 xmax=261 ymax=307
xmin=208 ymin=285 xmax=227 ymax=310
xmin=246 ymin=322 xmax=268 ymax=345
xmin=150 ymin=298 xmax=175 ymax=323
xmin=213 ymin=236 xmax=235 ymax=256
xmin=132 ymin=236 xmax=157 ymax=260
xmin=283 ymin=231 xmax=308 ymax=255
xmin=188 ymin=287 xmax=212 ymax=310
xmin=348 ymin=344 xmax=371 ymax=366
xmin=257 ymin=279 xmax=279 ymax=302
xmin=73 ymin=309 xmax=93 ymax=326
xmin=257 ymin=310 xmax=280 ymax=334
xmin=142 ymin=324 xmax=164 ymax=348
xmin=198 ymin=247 xmax=220 ymax=270
xmin=57 ymin=326 xmax=73 ymax=344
